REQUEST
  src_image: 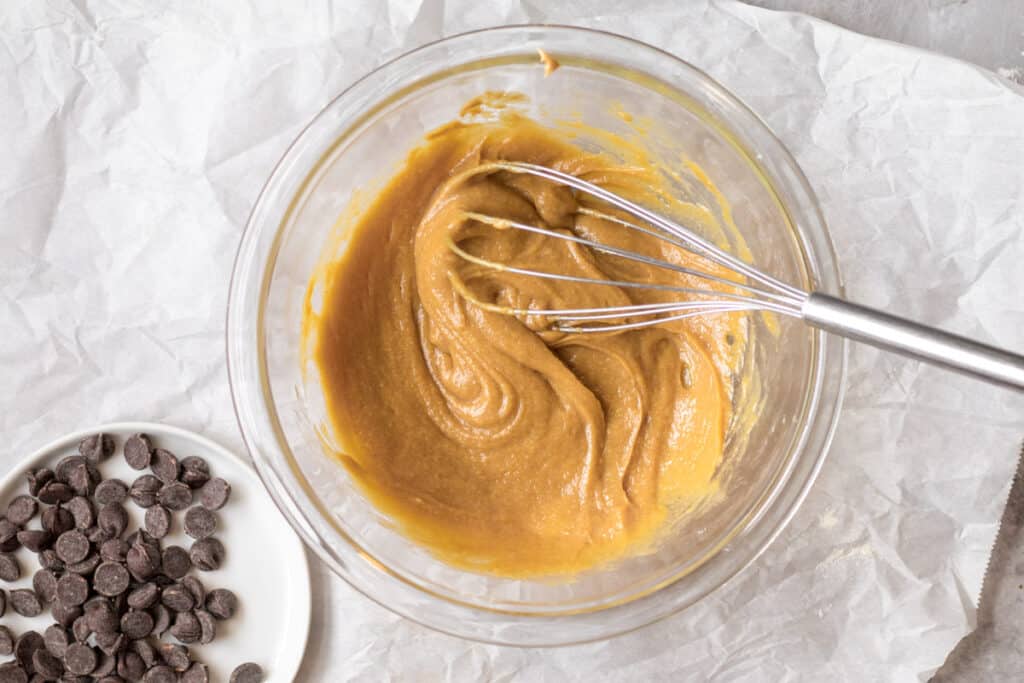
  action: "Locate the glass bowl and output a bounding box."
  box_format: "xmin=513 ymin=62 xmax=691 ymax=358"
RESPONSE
xmin=227 ymin=25 xmax=846 ymax=646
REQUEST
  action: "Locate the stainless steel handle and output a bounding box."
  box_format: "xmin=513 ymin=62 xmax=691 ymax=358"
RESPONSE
xmin=803 ymin=293 xmax=1024 ymax=391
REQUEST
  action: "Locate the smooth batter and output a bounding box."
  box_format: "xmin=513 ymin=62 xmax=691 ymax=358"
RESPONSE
xmin=307 ymin=104 xmax=747 ymax=576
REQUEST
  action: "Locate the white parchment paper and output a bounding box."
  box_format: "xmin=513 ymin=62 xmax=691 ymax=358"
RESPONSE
xmin=3 ymin=1 xmax=1023 ymax=680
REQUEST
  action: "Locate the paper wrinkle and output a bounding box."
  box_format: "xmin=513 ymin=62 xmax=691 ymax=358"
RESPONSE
xmin=3 ymin=0 xmax=1024 ymax=679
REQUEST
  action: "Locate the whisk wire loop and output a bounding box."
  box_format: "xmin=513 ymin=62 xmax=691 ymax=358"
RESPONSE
xmin=449 ymin=161 xmax=805 ymax=332
xmin=444 ymin=161 xmax=1024 ymax=388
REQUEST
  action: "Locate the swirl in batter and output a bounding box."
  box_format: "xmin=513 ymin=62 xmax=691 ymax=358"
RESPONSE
xmin=307 ymin=109 xmax=746 ymax=576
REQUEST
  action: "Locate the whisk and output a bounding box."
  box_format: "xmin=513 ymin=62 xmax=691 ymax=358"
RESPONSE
xmin=450 ymin=161 xmax=1024 ymax=391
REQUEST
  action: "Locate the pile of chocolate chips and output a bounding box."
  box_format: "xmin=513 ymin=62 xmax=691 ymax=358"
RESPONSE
xmin=0 ymin=433 xmax=264 ymax=683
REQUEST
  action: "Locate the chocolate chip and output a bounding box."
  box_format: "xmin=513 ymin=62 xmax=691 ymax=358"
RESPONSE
xmin=204 ymin=588 xmax=237 ymax=619
xmin=189 ymin=538 xmax=224 ymax=572
xmin=6 ymin=496 xmax=37 ymax=526
xmin=54 ymin=531 xmax=89 ymax=564
xmin=79 ymin=433 xmax=115 ymax=463
xmin=169 ymin=611 xmax=201 ymax=644
xmin=43 ymin=625 xmax=69 ymax=659
xmin=124 ymin=434 xmax=153 ymax=470
xmin=14 ymin=631 xmax=43 ymax=671
xmin=0 ymin=553 xmax=20 ymax=582
xmin=56 ymin=457 xmax=97 ymax=498
xmin=85 ymin=599 xmax=119 ymax=634
xmin=63 ymin=643 xmax=97 ymax=675
xmin=181 ymin=662 xmax=209 ymax=683
xmin=32 ymin=569 xmax=58 ymax=603
xmin=31 ymin=649 xmax=64 ymax=680
xmin=128 ymin=476 xmax=161 ymax=509
xmin=126 ymin=583 xmax=159 ymax=610
xmin=0 ymin=519 xmax=19 ymax=548
xmin=198 ymin=478 xmax=231 ymax=511
xmin=117 ymin=650 xmax=146 ymax=681
xmin=93 ymin=562 xmax=130 ymax=597
xmin=94 ymin=480 xmax=128 ymax=506
xmin=37 ymin=549 xmax=63 ymax=572
xmin=55 ymin=456 xmax=84 ymax=485
xmin=156 ymin=483 xmax=191 ymax=512
xmin=99 ymin=538 xmax=128 ymax=563
xmin=93 ymin=651 xmax=117 ymax=678
xmin=26 ymin=468 xmax=54 ymax=498
xmin=131 ymin=638 xmax=157 ymax=668
xmin=0 ymin=626 xmax=13 ymax=656
xmin=56 ymin=574 xmax=89 ymax=606
xmin=0 ymin=589 xmax=5 ymax=617
xmin=77 ymin=434 xmax=112 ymax=462
xmin=150 ymin=604 xmax=171 ymax=638
xmin=230 ymin=663 xmax=264 ymax=683
xmin=15 ymin=530 xmax=51 ymax=553
xmin=126 ymin=544 xmax=160 ymax=582
xmin=10 ymin=589 xmax=43 ymax=617
xmin=179 ymin=457 xmax=210 ymax=490
xmin=64 ymin=498 xmax=94 ymax=530
xmin=0 ymin=663 xmax=27 ymax=683
xmin=181 ymin=576 xmax=205 ymax=607
xmin=144 ymin=506 xmax=171 ymax=539
xmin=158 ymin=643 xmax=190 ymax=672
xmin=41 ymin=506 xmax=75 ymax=536
xmin=125 ymin=553 xmax=156 ymax=583
xmin=195 ymin=609 xmax=216 ymax=644
xmin=50 ymin=599 xmax=81 ymax=628
xmin=137 ymin=529 xmax=162 ymax=559
xmin=183 ymin=506 xmax=216 ymax=540
xmin=143 ymin=665 xmax=177 ymax=683
xmin=0 ymin=535 xmax=18 ymax=553
xmin=161 ymin=547 xmax=191 ymax=580
xmin=150 ymin=449 xmax=180 ymax=485
xmin=120 ymin=610 xmax=154 ymax=640
xmin=66 ymin=553 xmax=100 ymax=576
xmin=121 ymin=610 xmax=155 ymax=643
xmin=68 ymin=463 xmax=95 ymax=497
xmin=94 ymin=631 xmax=125 ymax=658
xmin=97 ymin=504 xmax=128 ymax=538
xmin=37 ymin=482 xmax=73 ymax=505
xmin=160 ymin=583 xmax=194 ymax=612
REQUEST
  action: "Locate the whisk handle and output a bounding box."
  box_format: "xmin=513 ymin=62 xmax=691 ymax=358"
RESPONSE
xmin=803 ymin=293 xmax=1024 ymax=391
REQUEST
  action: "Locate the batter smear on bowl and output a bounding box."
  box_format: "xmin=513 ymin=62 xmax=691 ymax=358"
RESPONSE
xmin=305 ymin=100 xmax=748 ymax=576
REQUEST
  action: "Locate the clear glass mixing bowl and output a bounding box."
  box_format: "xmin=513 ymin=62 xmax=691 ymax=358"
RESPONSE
xmin=227 ymin=25 xmax=846 ymax=646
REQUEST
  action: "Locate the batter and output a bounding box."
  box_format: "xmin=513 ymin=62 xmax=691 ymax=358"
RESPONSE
xmin=306 ymin=103 xmax=747 ymax=576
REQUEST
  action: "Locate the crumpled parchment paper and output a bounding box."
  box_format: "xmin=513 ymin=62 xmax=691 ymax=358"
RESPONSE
xmin=3 ymin=1 xmax=1023 ymax=680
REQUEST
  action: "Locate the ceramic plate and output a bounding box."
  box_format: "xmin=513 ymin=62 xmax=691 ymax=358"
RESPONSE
xmin=0 ymin=422 xmax=311 ymax=681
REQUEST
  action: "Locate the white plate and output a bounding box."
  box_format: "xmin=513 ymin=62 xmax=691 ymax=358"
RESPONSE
xmin=0 ymin=422 xmax=311 ymax=682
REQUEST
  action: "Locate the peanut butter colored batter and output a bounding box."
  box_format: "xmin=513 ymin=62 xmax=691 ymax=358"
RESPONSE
xmin=307 ymin=102 xmax=747 ymax=576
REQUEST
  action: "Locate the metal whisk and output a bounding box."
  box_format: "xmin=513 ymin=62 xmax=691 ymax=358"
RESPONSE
xmin=450 ymin=161 xmax=1024 ymax=391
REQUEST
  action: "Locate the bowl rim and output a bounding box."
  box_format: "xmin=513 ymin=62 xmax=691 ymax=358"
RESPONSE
xmin=226 ymin=23 xmax=847 ymax=646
